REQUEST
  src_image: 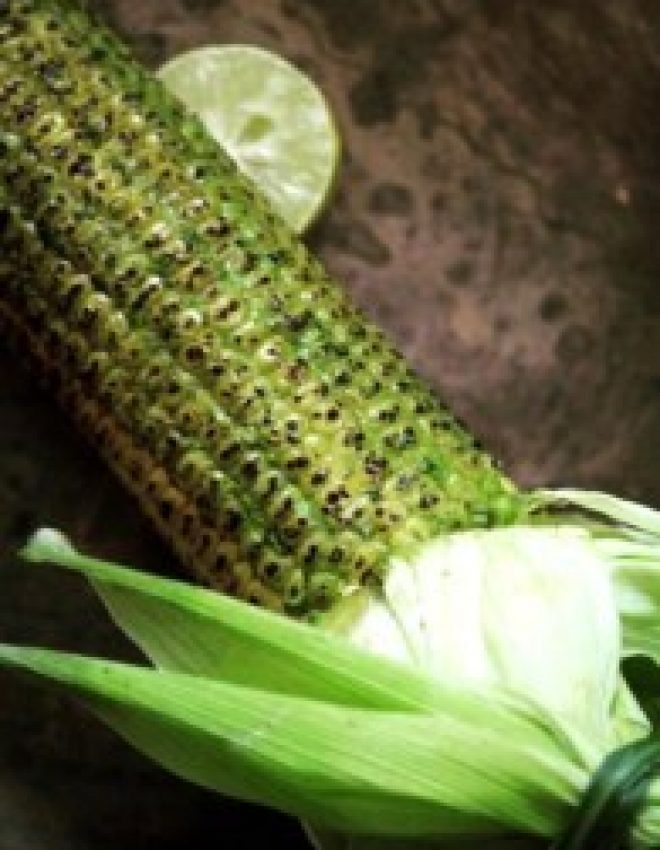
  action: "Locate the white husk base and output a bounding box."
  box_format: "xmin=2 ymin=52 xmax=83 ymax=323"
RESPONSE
xmin=333 ymin=527 xmax=647 ymax=750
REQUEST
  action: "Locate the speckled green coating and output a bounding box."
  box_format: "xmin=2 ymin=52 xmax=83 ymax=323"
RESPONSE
xmin=0 ymin=0 xmax=528 ymax=614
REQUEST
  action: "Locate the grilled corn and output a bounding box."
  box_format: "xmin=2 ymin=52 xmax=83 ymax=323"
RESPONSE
xmin=0 ymin=0 xmax=527 ymax=614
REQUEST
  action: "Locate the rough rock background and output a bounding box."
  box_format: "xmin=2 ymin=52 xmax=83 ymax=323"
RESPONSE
xmin=2 ymin=0 xmax=660 ymax=847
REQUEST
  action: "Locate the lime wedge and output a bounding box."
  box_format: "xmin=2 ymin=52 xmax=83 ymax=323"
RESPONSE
xmin=158 ymin=45 xmax=340 ymax=234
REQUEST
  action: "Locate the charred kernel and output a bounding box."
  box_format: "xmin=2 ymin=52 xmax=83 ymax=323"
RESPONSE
xmin=283 ymin=568 xmax=305 ymax=606
xmin=286 ymin=455 xmax=309 ymax=471
xmin=328 ymin=546 xmax=345 ymax=565
xmin=364 ymin=455 xmax=387 ymax=475
xmin=308 ymin=572 xmax=341 ymax=604
xmin=184 ymin=343 xmax=206 ymax=363
xmin=203 ymin=219 xmax=231 ymax=238
xmin=130 ymin=275 xmax=162 ymax=309
xmin=241 ymin=455 xmax=261 ymax=480
xmin=159 ymin=498 xmax=174 ymax=520
xmin=68 ymin=153 xmax=94 ymax=176
xmin=213 ymin=551 xmax=229 ymax=571
xmin=262 ymin=559 xmax=282 ymax=579
xmin=222 ymin=509 xmax=242 ymax=534
xmin=15 ymin=101 xmax=37 ymax=123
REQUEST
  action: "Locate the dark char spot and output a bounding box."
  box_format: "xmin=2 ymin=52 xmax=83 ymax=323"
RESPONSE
xmin=446 ymin=258 xmax=474 ymax=286
xmin=555 ymin=324 xmax=594 ymax=363
xmin=368 ymin=182 xmax=414 ymax=216
xmin=539 ymin=292 xmax=568 ymax=322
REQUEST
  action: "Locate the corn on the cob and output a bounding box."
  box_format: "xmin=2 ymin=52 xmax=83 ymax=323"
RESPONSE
xmin=0 ymin=0 xmax=528 ymax=615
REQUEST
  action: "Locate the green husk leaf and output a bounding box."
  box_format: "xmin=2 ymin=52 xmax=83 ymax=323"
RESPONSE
xmin=610 ymin=677 xmax=652 ymax=744
xmin=538 ymin=490 xmax=660 ymax=539
xmin=0 ymin=643 xmax=588 ymax=839
xmin=21 ymin=529 xmax=445 ymax=712
xmin=551 ymin=735 xmax=660 ymax=850
xmin=538 ymin=489 xmax=660 ymax=676
xmin=17 ymin=522 xmax=660 ymax=845
xmin=598 ymin=541 xmax=660 ymax=663
xmin=535 ymin=489 xmax=660 ymax=748
xmin=623 ymin=657 xmax=660 ymax=725
xmin=549 ymin=491 xmax=660 ymax=667
xmin=596 ymin=541 xmax=660 ymax=741
xmin=16 ymin=529 xmax=613 ymax=766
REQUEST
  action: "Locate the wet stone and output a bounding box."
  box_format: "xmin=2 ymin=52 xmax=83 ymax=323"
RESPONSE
xmin=322 ymin=216 xmax=391 ymax=265
xmin=416 ymin=99 xmax=439 ymax=140
xmin=349 ymin=68 xmax=397 ymax=126
xmin=180 ymin=0 xmax=229 ymax=10
xmin=539 ymin=292 xmax=568 ymax=322
xmin=127 ymin=32 xmax=169 ymax=67
xmin=446 ymin=257 xmax=474 ymax=286
xmin=555 ymin=324 xmax=594 ymax=363
xmin=368 ymin=182 xmax=414 ymax=216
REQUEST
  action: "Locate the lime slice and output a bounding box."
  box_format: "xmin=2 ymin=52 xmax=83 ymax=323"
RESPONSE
xmin=158 ymin=45 xmax=340 ymax=234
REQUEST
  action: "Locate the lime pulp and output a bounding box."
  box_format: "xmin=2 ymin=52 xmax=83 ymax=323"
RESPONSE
xmin=158 ymin=44 xmax=340 ymax=234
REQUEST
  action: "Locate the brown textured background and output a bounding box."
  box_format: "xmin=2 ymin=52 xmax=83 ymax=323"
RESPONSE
xmin=2 ymin=0 xmax=660 ymax=847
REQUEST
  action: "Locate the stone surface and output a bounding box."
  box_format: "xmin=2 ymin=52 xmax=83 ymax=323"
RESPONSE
xmin=3 ymin=0 xmax=660 ymax=847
